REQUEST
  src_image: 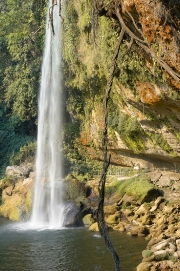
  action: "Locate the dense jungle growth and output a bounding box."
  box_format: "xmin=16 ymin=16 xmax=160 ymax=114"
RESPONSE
xmin=1 ymin=0 xmax=180 ymax=177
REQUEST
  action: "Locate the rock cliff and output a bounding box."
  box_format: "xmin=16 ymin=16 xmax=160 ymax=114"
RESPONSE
xmin=63 ymin=0 xmax=180 ymax=172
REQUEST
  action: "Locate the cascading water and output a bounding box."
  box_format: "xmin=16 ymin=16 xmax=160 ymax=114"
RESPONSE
xmin=31 ymin=0 xmax=64 ymax=228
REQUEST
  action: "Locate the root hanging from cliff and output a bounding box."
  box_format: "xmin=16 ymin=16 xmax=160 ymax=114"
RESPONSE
xmin=115 ymin=4 xmax=180 ymax=83
xmin=96 ymin=28 xmax=125 ymax=271
xmin=94 ymin=0 xmax=180 ymax=84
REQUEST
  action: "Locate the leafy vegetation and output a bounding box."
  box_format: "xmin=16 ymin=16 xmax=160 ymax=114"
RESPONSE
xmin=0 ymin=0 xmax=179 ymax=178
xmin=0 ymin=0 xmax=47 ymax=175
xmin=1 ymin=0 xmax=46 ymax=121
xmin=147 ymin=132 xmax=177 ymax=156
xmin=109 ymin=105 xmax=146 ymax=153
xmin=0 ymin=106 xmax=35 ymax=176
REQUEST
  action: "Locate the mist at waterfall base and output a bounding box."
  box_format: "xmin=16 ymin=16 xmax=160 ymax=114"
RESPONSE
xmin=31 ymin=0 xmax=64 ymax=228
xmin=0 ymin=217 xmax=147 ymax=271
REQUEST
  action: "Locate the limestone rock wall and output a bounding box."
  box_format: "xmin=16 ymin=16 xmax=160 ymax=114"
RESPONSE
xmin=72 ymin=0 xmax=180 ymax=171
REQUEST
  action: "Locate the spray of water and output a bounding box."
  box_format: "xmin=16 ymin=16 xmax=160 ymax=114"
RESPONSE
xmin=31 ymin=0 xmax=64 ymax=228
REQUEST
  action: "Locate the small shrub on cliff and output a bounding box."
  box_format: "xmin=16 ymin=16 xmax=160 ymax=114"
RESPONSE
xmin=109 ymin=107 xmax=146 ymax=153
xmin=10 ymin=141 xmax=36 ymax=165
xmin=147 ymin=132 xmax=177 ymax=157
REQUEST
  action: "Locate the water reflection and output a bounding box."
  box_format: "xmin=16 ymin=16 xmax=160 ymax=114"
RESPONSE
xmin=0 ymin=219 xmax=147 ymax=271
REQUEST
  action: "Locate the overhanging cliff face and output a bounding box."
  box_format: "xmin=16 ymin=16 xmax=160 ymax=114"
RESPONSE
xmin=63 ymin=0 xmax=180 ymax=171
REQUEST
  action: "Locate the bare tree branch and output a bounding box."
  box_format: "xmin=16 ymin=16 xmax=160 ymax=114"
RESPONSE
xmin=96 ymin=27 xmax=125 ymax=271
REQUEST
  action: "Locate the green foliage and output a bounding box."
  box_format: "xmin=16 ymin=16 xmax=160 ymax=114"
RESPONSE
xmin=0 ymin=177 xmax=14 ymax=190
xmin=63 ymin=140 xmax=102 ymax=180
xmin=109 ymin=105 xmax=146 ymax=153
xmin=63 ymin=121 xmax=80 ymax=142
xmin=0 ymin=106 xmax=34 ymax=177
xmin=66 ymin=88 xmax=85 ymax=120
xmin=10 ymin=141 xmax=36 ymax=165
xmin=117 ymin=46 xmax=165 ymax=93
xmin=0 ymin=0 xmax=46 ymax=121
xmin=63 ymin=1 xmax=80 ymax=76
xmin=147 ymin=132 xmax=177 ymax=156
xmin=0 ymin=0 xmax=47 ymax=173
xmin=75 ymin=1 xmax=92 ymax=34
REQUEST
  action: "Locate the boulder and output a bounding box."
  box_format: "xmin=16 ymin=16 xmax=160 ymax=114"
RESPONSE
xmin=0 ymin=176 xmax=33 ymax=221
xmin=136 ymin=262 xmax=152 ymax=271
xmin=158 ymin=175 xmax=172 ymax=188
xmin=128 ymin=225 xmax=149 ymax=237
xmin=113 ymin=222 xmax=126 ymax=232
xmin=105 ymin=213 xmax=120 ymax=225
xmin=150 ymin=197 xmax=164 ymax=212
xmin=5 ymin=165 xmax=32 ymax=178
xmin=104 ymin=205 xmax=117 ymax=216
xmin=135 ymin=203 xmax=150 ymax=217
xmin=89 ymin=222 xmax=99 ymax=232
xmin=63 ymin=175 xmax=86 ymax=201
xmin=83 ymin=214 xmax=95 ymax=226
xmin=62 ymin=201 xmax=84 ymax=227
xmin=146 ymin=171 xmax=162 ymax=184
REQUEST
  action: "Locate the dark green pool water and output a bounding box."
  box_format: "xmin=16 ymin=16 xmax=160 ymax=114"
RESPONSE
xmin=0 ymin=217 xmax=147 ymax=271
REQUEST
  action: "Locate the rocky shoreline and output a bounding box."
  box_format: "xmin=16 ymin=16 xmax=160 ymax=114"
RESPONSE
xmin=1 ymin=166 xmax=180 ymax=270
xmin=84 ymin=170 xmax=180 ymax=271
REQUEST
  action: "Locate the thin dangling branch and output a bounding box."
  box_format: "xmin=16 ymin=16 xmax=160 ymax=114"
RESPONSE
xmin=96 ymin=27 xmax=125 ymax=271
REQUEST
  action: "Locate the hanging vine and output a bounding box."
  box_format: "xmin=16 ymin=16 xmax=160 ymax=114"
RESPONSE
xmin=96 ymin=23 xmax=125 ymax=271
xmin=94 ymin=0 xmax=180 ymax=270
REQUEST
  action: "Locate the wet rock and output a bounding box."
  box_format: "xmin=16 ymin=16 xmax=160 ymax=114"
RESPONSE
xmin=89 ymin=222 xmax=99 ymax=232
xmin=83 ymin=214 xmax=95 ymax=226
xmin=62 ymin=201 xmax=92 ymax=227
xmin=113 ymin=222 xmax=126 ymax=232
xmin=62 ymin=201 xmax=84 ymax=227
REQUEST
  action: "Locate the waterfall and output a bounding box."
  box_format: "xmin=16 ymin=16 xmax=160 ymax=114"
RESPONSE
xmin=31 ymin=0 xmax=64 ymax=228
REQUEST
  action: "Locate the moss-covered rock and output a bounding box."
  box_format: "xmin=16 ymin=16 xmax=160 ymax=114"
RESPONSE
xmin=63 ymin=174 xmax=86 ymax=201
xmin=105 ymin=214 xmax=120 ymax=225
xmin=136 ymin=262 xmax=152 ymax=271
xmin=0 ymin=175 xmax=33 ymax=221
xmin=83 ymin=214 xmax=95 ymax=226
xmin=89 ymin=222 xmax=99 ymax=232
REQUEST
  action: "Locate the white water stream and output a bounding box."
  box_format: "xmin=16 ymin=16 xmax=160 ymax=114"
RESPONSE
xmin=31 ymin=0 xmax=64 ymax=228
